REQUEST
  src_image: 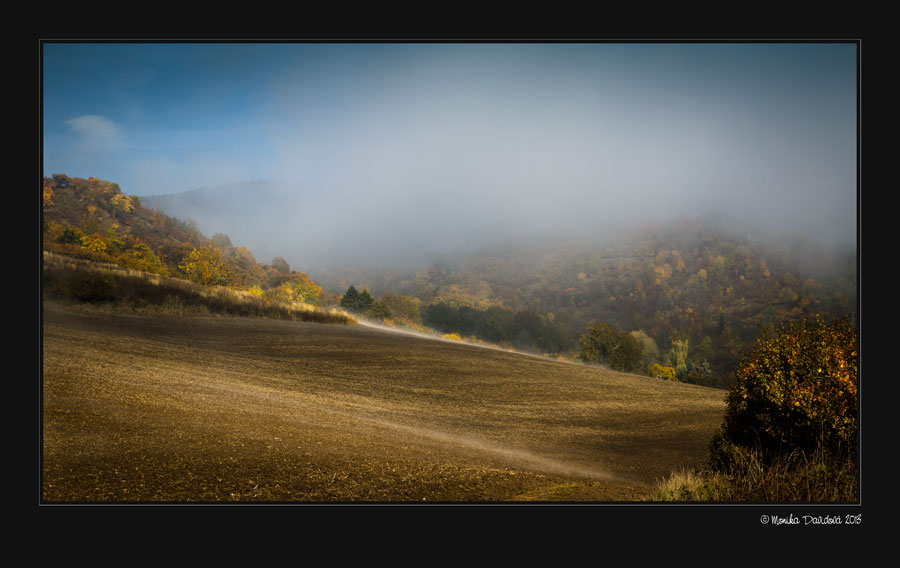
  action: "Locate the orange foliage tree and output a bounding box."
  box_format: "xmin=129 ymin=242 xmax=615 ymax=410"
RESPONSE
xmin=178 ymin=245 xmax=231 ymax=286
xmin=709 ymin=316 xmax=858 ymax=469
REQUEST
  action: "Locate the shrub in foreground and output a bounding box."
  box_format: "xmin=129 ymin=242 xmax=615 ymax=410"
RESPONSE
xmin=709 ymin=316 xmax=857 ymax=470
xmin=656 ymin=315 xmax=861 ymax=503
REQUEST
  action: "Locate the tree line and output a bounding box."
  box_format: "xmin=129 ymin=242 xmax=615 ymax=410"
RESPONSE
xmin=320 ymin=218 xmax=856 ymax=387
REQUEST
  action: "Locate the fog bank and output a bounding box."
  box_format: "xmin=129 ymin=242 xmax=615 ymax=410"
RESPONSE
xmin=45 ymin=43 xmax=858 ymax=269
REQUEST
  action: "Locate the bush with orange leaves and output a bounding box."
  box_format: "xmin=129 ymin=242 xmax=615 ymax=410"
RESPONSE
xmin=709 ymin=316 xmax=858 ymax=470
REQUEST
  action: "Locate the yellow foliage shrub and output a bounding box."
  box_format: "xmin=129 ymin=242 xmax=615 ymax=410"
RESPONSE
xmin=648 ymin=363 xmax=677 ymax=380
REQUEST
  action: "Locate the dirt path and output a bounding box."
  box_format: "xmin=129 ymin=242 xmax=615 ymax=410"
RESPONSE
xmin=41 ymin=302 xmax=726 ymax=502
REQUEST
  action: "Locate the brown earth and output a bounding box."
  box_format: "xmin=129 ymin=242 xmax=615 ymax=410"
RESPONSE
xmin=41 ymin=302 xmax=727 ymax=503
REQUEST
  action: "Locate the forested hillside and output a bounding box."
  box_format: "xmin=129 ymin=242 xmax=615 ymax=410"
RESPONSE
xmin=45 ymin=174 xmax=856 ymax=389
xmin=41 ymin=174 xmax=334 ymax=307
xmin=315 ymin=217 xmax=857 ymax=388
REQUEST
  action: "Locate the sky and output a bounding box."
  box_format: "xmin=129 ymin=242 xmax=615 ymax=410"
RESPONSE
xmin=42 ymin=42 xmax=858 ymax=268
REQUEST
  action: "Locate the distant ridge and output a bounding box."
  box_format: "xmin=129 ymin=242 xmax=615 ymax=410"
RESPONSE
xmin=139 ymin=180 xmax=314 ymax=268
xmin=140 ymin=180 xmax=282 ymax=220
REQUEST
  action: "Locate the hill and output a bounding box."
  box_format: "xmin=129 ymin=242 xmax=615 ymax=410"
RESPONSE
xmin=134 ymin=179 xmax=857 ymax=388
xmin=42 ymin=301 xmax=726 ymax=502
xmin=42 ymin=174 xmax=338 ymax=311
xmin=139 ymin=180 xmax=334 ymax=270
xmin=314 ymin=219 xmax=858 ymax=387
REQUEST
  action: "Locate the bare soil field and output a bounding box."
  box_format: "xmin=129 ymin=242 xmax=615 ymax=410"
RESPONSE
xmin=42 ymin=302 xmax=726 ymax=503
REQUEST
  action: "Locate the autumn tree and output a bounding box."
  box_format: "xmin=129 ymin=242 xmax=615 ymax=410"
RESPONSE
xmin=708 ymin=316 xmax=858 ymax=469
xmin=366 ymin=300 xmax=391 ymax=320
xmin=57 ymin=225 xmax=84 ymax=245
xmin=668 ymin=339 xmax=689 ymax=377
xmin=648 ymin=363 xmax=677 ymax=380
xmin=227 ymin=246 xmax=266 ymax=287
xmin=178 ymin=245 xmax=230 ymax=286
xmin=630 ymin=330 xmax=659 ymax=372
xmin=291 ymin=273 xmax=323 ymax=305
xmin=80 ymin=233 xmax=108 ymax=253
xmin=272 ymin=256 xmax=290 ymax=274
xmin=111 ymin=193 xmax=135 ymax=213
xmin=43 ymin=181 xmax=54 ymax=207
xmin=380 ymin=294 xmax=423 ymax=325
xmin=479 ymin=306 xmax=515 ymax=344
xmin=116 ymin=242 xmax=170 ymax=276
xmin=210 ymin=233 xmax=233 ymax=252
xmin=579 ymin=322 xmax=642 ymax=372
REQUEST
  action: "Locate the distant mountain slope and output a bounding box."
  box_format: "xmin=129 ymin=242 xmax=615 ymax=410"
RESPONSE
xmin=140 ymin=180 xmax=280 ymax=224
xmin=139 ymin=180 xmax=373 ymax=271
xmin=140 ymin=180 xmax=291 ymax=266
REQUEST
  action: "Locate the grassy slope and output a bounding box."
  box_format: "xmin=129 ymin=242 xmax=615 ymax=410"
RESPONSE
xmin=42 ymin=302 xmax=726 ymax=502
xmin=42 ymin=251 xmax=354 ymax=324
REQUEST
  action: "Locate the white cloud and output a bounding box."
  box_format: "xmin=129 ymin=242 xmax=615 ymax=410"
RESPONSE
xmin=64 ymin=115 xmax=123 ymax=151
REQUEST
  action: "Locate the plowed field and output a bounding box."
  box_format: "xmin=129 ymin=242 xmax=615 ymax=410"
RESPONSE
xmin=42 ymin=303 xmax=726 ymax=502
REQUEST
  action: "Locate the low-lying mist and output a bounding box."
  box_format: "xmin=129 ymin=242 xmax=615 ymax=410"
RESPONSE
xmin=133 ymin=44 xmax=856 ymax=273
xmin=141 ymin=177 xmax=857 ymax=276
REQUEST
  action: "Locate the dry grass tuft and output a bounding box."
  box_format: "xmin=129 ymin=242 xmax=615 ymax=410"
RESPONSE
xmin=650 ymin=446 xmax=857 ymax=502
xmin=649 ymin=468 xmax=731 ymax=502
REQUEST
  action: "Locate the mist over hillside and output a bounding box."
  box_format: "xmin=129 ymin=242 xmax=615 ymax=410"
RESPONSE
xmin=141 ymin=178 xmax=857 ymax=274
xmin=48 ymin=171 xmax=857 ymax=389
xmin=42 ymin=43 xmax=853 ymax=271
